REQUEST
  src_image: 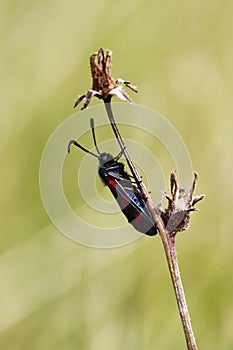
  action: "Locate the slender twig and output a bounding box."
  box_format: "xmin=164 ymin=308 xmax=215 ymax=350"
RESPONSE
xmin=104 ymin=99 xmax=143 ymax=191
xmin=73 ymin=48 xmax=204 ymax=350
xmin=167 ymin=236 xmax=197 ymax=349
xmin=104 ymin=99 xmax=198 ymax=350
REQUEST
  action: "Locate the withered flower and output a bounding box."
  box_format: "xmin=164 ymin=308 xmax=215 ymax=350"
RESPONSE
xmin=162 ymin=171 xmax=205 ymax=235
xmin=74 ymin=48 xmax=137 ymax=110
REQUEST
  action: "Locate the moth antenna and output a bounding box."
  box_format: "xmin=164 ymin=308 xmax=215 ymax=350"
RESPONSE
xmin=67 ymin=139 xmax=98 ymax=158
xmin=90 ymin=118 xmax=101 ymax=155
xmin=115 ymin=148 xmax=125 ymax=161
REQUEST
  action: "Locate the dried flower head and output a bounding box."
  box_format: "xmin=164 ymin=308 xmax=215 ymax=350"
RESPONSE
xmin=74 ymin=48 xmax=137 ymax=109
xmin=161 ymin=171 xmax=205 ymax=235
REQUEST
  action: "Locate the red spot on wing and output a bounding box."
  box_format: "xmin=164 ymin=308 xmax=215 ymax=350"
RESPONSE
xmin=106 ymin=177 xmax=131 ymax=209
xmin=106 ymin=177 xmax=117 ymax=189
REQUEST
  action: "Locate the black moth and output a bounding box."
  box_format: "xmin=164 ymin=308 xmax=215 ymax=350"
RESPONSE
xmin=68 ymin=119 xmax=157 ymax=236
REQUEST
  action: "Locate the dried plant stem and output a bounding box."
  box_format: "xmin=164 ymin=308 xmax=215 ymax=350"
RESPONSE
xmin=73 ymin=48 xmax=202 ymax=349
xmin=104 ymin=100 xmax=143 ymax=191
xmin=104 ymin=100 xmax=197 ymax=350
xmin=165 ymin=235 xmax=197 ymax=350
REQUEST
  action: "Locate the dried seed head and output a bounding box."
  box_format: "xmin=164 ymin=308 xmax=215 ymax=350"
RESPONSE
xmin=74 ymin=48 xmax=137 ymax=109
xmin=162 ymin=171 xmax=205 ymax=235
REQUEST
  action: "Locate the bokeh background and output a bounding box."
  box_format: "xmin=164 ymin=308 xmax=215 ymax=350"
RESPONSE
xmin=1 ymin=0 xmax=233 ymax=349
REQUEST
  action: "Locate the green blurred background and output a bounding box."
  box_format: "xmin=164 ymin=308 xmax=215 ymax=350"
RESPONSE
xmin=1 ymin=0 xmax=233 ymax=349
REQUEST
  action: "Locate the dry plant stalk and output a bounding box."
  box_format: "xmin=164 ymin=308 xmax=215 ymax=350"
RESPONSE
xmin=73 ymin=48 xmax=204 ymax=350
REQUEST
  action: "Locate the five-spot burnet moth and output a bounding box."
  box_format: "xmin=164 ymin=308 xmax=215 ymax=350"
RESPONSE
xmin=68 ymin=119 xmax=157 ymax=236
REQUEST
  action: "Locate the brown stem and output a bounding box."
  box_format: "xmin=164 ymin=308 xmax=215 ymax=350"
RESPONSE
xmin=166 ymin=236 xmax=198 ymax=349
xmin=104 ymin=100 xmax=143 ymax=191
xmin=104 ymin=99 xmax=198 ymax=350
